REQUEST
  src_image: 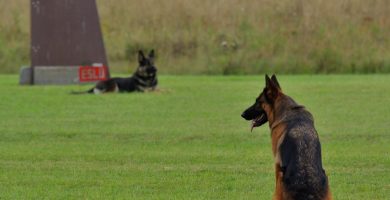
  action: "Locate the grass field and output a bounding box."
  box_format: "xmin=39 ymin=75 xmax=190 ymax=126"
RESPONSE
xmin=0 ymin=75 xmax=389 ymax=199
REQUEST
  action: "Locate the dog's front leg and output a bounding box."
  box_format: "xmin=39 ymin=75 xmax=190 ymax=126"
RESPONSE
xmin=273 ymin=164 xmax=284 ymax=200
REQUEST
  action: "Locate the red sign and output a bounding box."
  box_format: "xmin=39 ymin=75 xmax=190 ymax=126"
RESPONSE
xmin=79 ymin=66 xmax=108 ymax=82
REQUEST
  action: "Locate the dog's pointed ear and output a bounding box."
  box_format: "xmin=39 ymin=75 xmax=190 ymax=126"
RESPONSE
xmin=138 ymin=50 xmax=145 ymax=63
xmin=271 ymin=74 xmax=281 ymax=90
xmin=265 ymin=74 xmax=280 ymax=102
xmin=149 ymin=49 xmax=155 ymax=58
xmin=265 ymin=74 xmax=271 ymax=87
xmin=148 ymin=49 xmax=155 ymax=63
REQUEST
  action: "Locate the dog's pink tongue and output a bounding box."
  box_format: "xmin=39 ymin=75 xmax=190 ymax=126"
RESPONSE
xmin=251 ymin=120 xmax=255 ymax=132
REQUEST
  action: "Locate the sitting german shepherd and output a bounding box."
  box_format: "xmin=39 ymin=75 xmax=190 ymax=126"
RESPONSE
xmin=241 ymin=75 xmax=332 ymax=200
xmin=75 ymin=50 xmax=157 ymax=94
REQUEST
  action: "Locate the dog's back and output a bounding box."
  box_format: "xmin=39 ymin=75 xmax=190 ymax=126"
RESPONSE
xmin=112 ymin=77 xmax=138 ymax=92
xmin=279 ymin=101 xmax=329 ymax=200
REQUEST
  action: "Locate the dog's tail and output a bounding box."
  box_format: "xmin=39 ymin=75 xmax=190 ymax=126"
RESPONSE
xmin=70 ymin=88 xmax=94 ymax=95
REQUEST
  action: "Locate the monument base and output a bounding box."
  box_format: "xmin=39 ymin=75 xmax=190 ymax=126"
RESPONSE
xmin=19 ymin=66 xmax=108 ymax=85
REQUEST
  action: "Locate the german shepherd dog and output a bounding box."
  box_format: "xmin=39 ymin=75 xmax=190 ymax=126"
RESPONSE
xmin=74 ymin=50 xmax=157 ymax=94
xmin=241 ymin=75 xmax=332 ymax=200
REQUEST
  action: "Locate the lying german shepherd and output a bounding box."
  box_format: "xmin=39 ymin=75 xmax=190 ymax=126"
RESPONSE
xmin=241 ymin=75 xmax=332 ymax=200
xmin=73 ymin=50 xmax=157 ymax=94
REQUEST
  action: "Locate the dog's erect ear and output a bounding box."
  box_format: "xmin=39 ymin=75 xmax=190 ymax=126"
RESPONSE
xmin=271 ymin=74 xmax=281 ymax=90
xmin=149 ymin=49 xmax=155 ymax=58
xmin=148 ymin=49 xmax=155 ymax=63
xmin=265 ymin=74 xmax=280 ymax=102
xmin=138 ymin=50 xmax=145 ymax=63
xmin=265 ymin=74 xmax=272 ymax=88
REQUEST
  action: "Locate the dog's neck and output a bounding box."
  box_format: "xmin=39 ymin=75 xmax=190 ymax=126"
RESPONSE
xmin=269 ymin=95 xmax=305 ymax=130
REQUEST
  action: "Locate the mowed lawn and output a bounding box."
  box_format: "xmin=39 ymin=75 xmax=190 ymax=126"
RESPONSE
xmin=0 ymin=75 xmax=389 ymax=199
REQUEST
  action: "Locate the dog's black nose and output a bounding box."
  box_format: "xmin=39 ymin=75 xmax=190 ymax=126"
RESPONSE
xmin=241 ymin=112 xmax=246 ymax=119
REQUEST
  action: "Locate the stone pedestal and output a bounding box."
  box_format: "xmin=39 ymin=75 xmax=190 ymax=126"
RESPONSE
xmin=22 ymin=0 xmax=109 ymax=85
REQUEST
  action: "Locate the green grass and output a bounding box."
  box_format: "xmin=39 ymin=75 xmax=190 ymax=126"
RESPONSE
xmin=0 ymin=75 xmax=389 ymax=199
